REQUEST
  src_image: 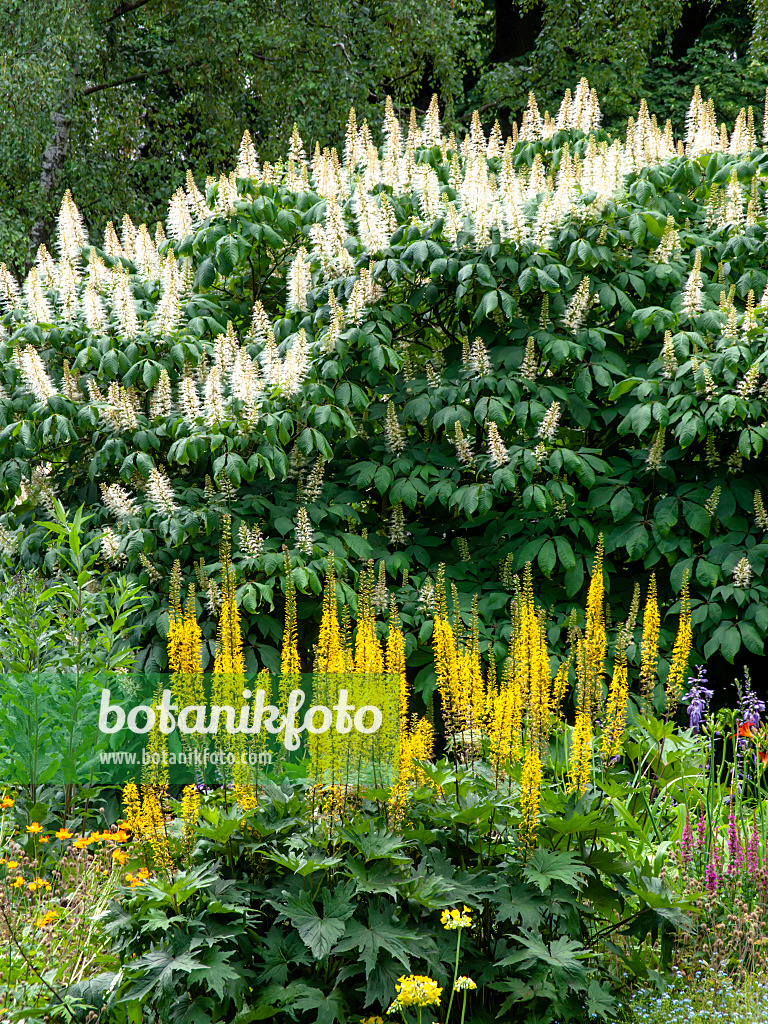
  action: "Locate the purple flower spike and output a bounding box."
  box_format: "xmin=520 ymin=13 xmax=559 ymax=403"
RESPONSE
xmin=683 ymin=666 xmax=713 ymax=733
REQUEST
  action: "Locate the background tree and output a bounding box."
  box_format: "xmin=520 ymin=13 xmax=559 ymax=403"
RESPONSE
xmin=0 ymin=0 xmax=488 ymax=273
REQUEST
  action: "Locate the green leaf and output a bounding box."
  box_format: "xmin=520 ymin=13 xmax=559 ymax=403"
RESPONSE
xmin=194 ymin=257 xmax=215 ymax=290
xmin=608 ymin=378 xmax=640 ymax=400
xmin=475 ymin=290 xmax=498 ymax=320
xmin=331 ymin=902 xmax=422 ymax=977
xmin=738 ymin=621 xmax=763 ymax=655
xmin=275 ymin=889 xmax=353 ymax=960
xmin=537 ymin=539 xmax=556 ymax=577
xmin=610 ymin=489 xmax=633 ymax=522
xmin=720 ymin=625 xmax=741 ymax=663
xmin=682 ymin=501 xmax=710 ymax=537
xmin=554 ymin=535 xmax=576 ymax=571
xmin=523 ymin=849 xmax=591 ymax=893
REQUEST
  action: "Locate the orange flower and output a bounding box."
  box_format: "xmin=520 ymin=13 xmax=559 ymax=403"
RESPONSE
xmin=0 ymin=797 xmax=14 ymax=809
xmin=6 ymin=861 xmax=17 ymax=870
xmin=72 ymin=837 xmax=91 ymax=849
xmin=110 ymin=830 xmax=129 ymax=843
xmin=738 ymin=722 xmax=755 ymax=739
xmin=55 ymin=829 xmax=73 ymax=841
xmin=12 ymin=876 xmax=24 ymax=888
xmin=40 ymin=836 xmax=49 ymax=844
xmin=759 ymin=751 xmax=768 ymax=765
xmin=26 ymin=823 xmax=43 ymax=835
xmin=35 ymin=910 xmax=57 ymax=928
xmin=112 ymin=849 xmax=128 ymax=865
xmin=88 ymin=831 xmax=103 ymax=843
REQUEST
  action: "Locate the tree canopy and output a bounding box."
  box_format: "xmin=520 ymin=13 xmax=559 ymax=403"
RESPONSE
xmin=2 ymin=0 xmax=768 ymax=275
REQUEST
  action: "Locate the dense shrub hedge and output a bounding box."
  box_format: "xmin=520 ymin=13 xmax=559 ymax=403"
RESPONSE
xmin=1 ymin=84 xmax=767 ymax=696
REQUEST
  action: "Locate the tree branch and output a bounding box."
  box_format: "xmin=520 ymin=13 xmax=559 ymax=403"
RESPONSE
xmin=83 ymin=66 xmax=173 ymax=95
xmin=107 ymin=0 xmax=155 ymax=21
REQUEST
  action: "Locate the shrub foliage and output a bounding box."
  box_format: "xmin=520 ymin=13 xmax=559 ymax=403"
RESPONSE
xmin=1 ymin=82 xmax=768 ymax=687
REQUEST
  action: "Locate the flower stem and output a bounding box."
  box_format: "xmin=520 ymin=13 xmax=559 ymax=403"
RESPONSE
xmin=445 ymin=931 xmax=462 ymax=1021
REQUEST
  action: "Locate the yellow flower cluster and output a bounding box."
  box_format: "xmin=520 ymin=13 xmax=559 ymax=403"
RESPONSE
xmin=433 ymin=567 xmax=488 ymax=763
xmin=122 ymin=782 xmax=171 ymax=872
xmin=281 ymin=547 xmax=301 ymax=678
xmin=519 ymin=745 xmax=542 ymax=851
xmin=399 ymin=718 xmax=434 ymax=787
xmin=307 ymin=558 xmax=400 ymax=790
xmin=640 ymin=574 xmax=660 ymax=709
xmin=28 ymin=876 xmax=52 ymax=893
xmin=665 ymin=572 xmax=692 ymax=719
xmin=181 ymin=785 xmax=201 ymax=848
xmin=453 ymin=976 xmax=477 ymax=992
xmin=441 ymin=906 xmax=472 ymax=930
xmin=168 ymin=559 xmax=204 ymax=706
xmin=125 ymin=867 xmax=151 ymax=888
xmin=388 ymin=974 xmax=443 ymax=1011
xmin=315 ymin=555 xmax=346 ymax=674
xmin=568 ymin=712 xmax=592 ymax=796
xmin=602 ymin=584 xmax=640 ymax=762
xmin=575 ymin=534 xmax=606 ymax=719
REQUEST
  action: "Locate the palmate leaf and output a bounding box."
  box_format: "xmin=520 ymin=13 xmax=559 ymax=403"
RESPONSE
xmin=188 ymin=948 xmax=244 ymax=1002
xmin=586 ymin=979 xmax=618 ymax=1020
xmin=256 ymin=926 xmax=312 ymax=986
xmin=343 ymin=858 xmax=405 ymax=898
xmin=523 ymin=848 xmax=592 ymax=892
xmin=363 ymin=950 xmax=411 ymax=1010
xmin=121 ymin=950 xmax=206 ymax=1003
xmin=271 ymin=883 xmax=355 ymax=960
xmin=330 ymin=899 xmax=427 ymax=977
xmin=292 ymin=984 xmax=348 ymax=1024
xmin=498 ymin=934 xmax=590 ymax=982
xmin=337 ymin=820 xmax=409 ymax=862
xmin=493 ymin=882 xmax=547 ymax=931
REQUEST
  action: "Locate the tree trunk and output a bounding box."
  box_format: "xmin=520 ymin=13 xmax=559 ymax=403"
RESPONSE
xmin=27 ymin=104 xmax=72 ymax=268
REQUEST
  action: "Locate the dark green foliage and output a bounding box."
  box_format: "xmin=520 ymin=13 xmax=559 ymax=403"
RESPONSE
xmin=99 ymin=763 xmax=686 ymax=1022
xmin=2 ymin=125 xmax=768 ymax=687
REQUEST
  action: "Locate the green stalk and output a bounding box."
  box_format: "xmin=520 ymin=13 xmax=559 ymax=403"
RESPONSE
xmin=445 ymin=931 xmax=462 ymax=1022
xmin=460 ymin=991 xmax=468 ymax=1024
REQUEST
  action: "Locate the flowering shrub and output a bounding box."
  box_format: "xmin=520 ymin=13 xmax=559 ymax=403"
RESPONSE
xmin=0 ymin=83 xmax=767 ymax=684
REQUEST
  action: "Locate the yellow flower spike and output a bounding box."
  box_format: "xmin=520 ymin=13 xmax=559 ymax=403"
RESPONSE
xmin=280 ymin=547 xmax=301 ymax=677
xmin=568 ymin=712 xmax=592 ymax=795
xmin=315 ymin=555 xmax=345 ymax=674
xmin=575 ymin=536 xmax=606 ymax=721
xmin=640 ymin=574 xmax=660 ymax=710
xmin=665 ymin=571 xmax=692 ymax=719
xmin=519 ymin=745 xmax=542 ymax=852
